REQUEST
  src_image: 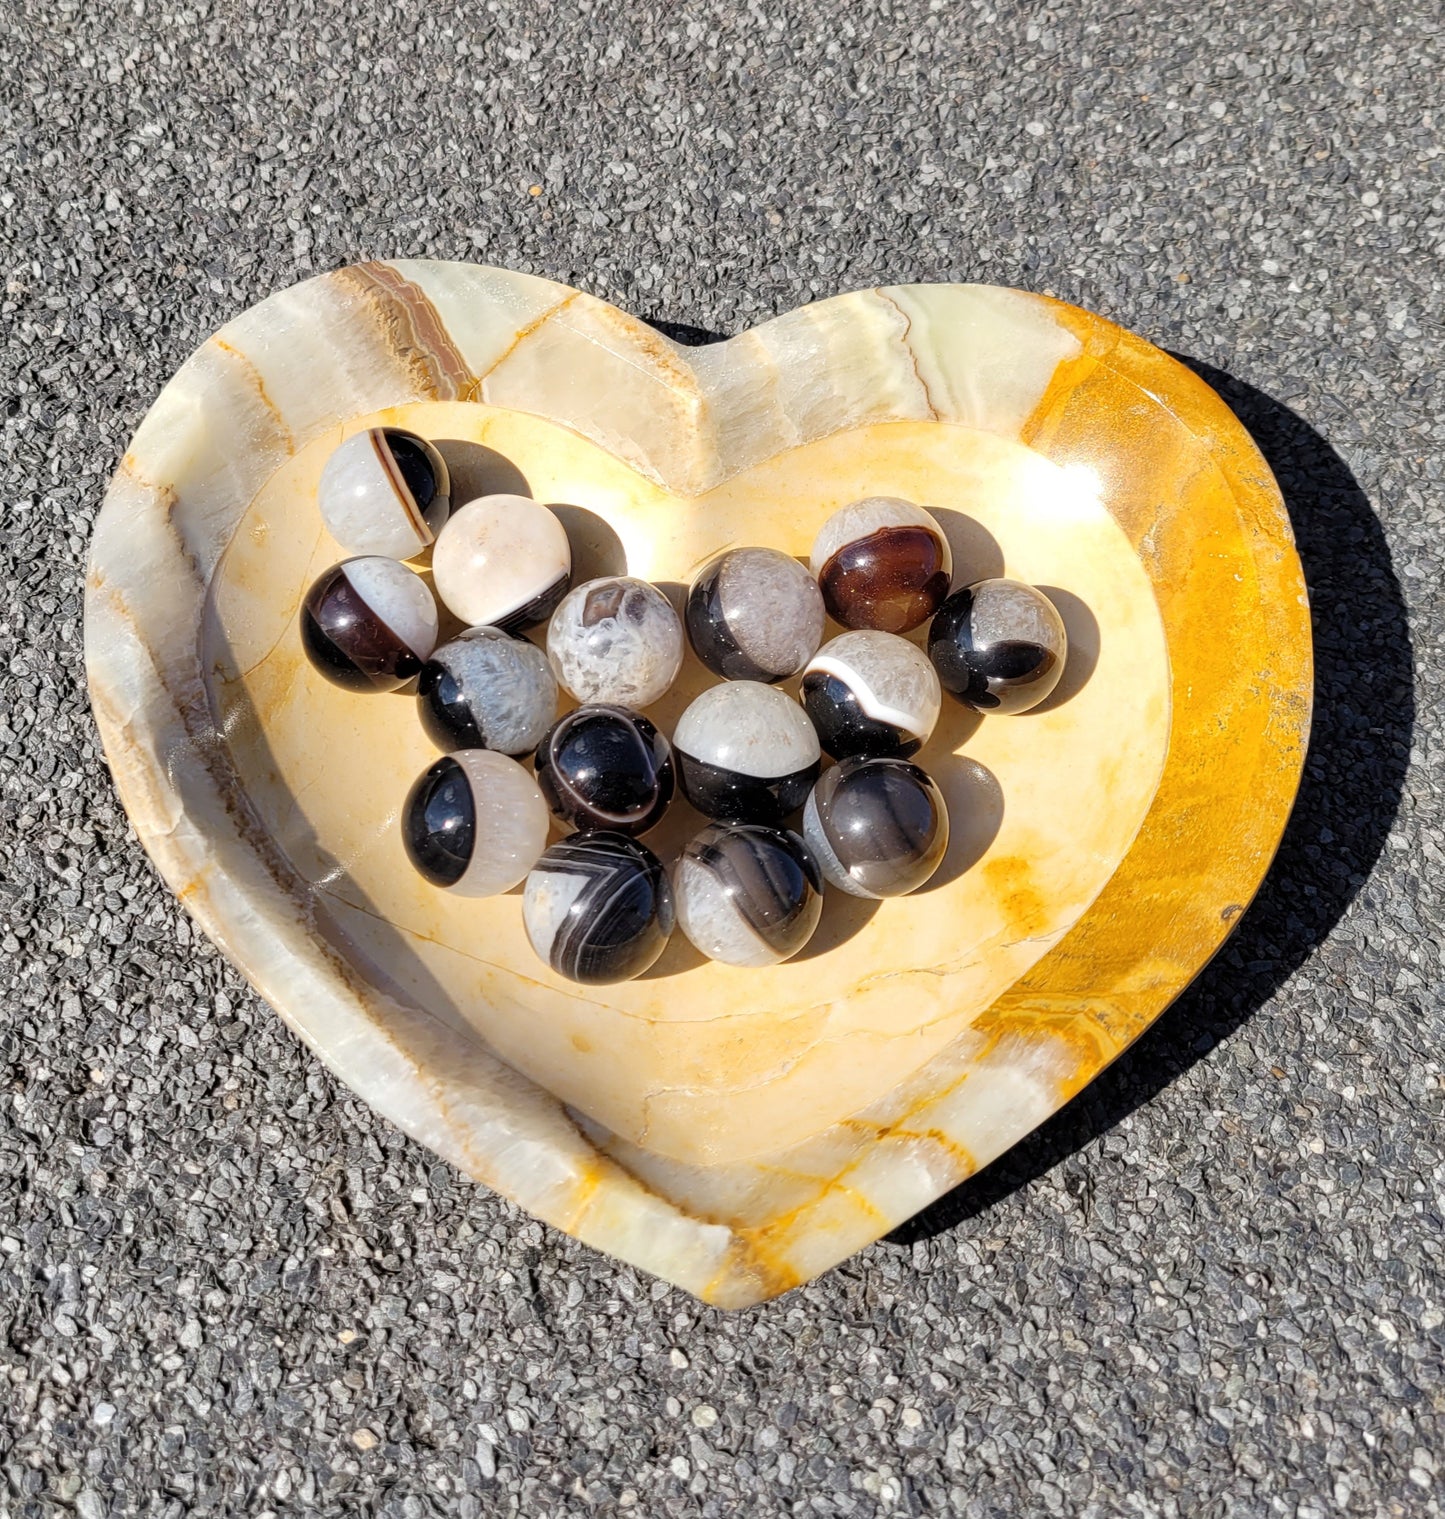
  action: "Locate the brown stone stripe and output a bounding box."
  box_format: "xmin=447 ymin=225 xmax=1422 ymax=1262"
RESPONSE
xmin=337 ymin=261 xmax=475 ymax=401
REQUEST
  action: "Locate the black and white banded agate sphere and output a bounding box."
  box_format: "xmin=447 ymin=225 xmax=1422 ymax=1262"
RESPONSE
xmin=523 ymin=833 xmax=675 ymax=984
xmin=431 ymin=494 xmax=572 ymax=631
xmin=300 ymin=556 xmax=439 ymax=693
xmin=317 ymin=427 xmax=451 ymax=560
xmin=672 ymin=682 xmax=822 ymax=826
xmin=803 ymin=755 xmax=949 ymax=899
xmin=673 ymin=822 xmax=824 ymax=967
xmin=416 ymin=626 xmax=557 ymax=756
xmin=801 ymin=630 xmax=941 ymax=760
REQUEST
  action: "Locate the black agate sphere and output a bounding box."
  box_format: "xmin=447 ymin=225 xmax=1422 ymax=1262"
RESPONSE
xmin=928 ymin=579 xmax=1067 ymax=714
xmin=534 ymin=705 xmax=675 ymax=835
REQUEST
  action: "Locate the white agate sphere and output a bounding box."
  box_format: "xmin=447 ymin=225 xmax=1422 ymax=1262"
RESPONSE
xmin=546 ymin=577 xmax=684 ymax=708
xmin=431 ymin=495 xmax=572 ymax=631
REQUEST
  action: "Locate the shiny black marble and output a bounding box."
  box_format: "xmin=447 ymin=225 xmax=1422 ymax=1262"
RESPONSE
xmin=534 ymin=705 xmax=675 ymax=834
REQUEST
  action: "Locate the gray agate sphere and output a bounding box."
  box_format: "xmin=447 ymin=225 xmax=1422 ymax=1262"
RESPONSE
xmin=416 ymin=626 xmax=557 ymax=756
xmin=685 ymin=547 xmax=826 ymax=683
xmin=803 ymin=755 xmax=949 ymax=898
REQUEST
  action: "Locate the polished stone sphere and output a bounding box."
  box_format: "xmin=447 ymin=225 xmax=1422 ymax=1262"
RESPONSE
xmin=416 ymin=626 xmax=557 ymax=755
xmin=928 ymin=578 xmax=1067 ymax=714
xmin=801 ymin=630 xmax=942 ymax=760
xmin=317 ymin=426 xmax=451 ymax=560
xmin=673 ymin=822 xmax=824 ymax=967
xmin=299 ymin=556 xmax=438 ymax=693
xmin=534 ymin=704 xmax=675 ymax=835
xmin=672 ymin=681 xmax=822 ymax=826
xmin=402 ymin=749 xmax=550 ymax=897
xmin=523 ymin=832 xmax=675 ymax=984
xmin=810 ymin=496 xmax=952 ymax=633
xmin=431 ymin=494 xmax=572 ymax=631
xmin=547 ymin=576 xmax=684 ymax=708
xmin=803 ymin=755 xmax=949 ymax=898
xmin=685 ymin=546 xmax=825 ymax=683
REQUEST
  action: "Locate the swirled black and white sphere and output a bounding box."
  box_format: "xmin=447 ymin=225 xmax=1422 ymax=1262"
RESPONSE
xmin=300 ymin=556 xmax=438 ymax=693
xmin=523 ymin=833 xmax=675 ymax=985
xmin=673 ymin=822 xmax=824 ymax=967
xmin=416 ymin=626 xmax=557 ymax=755
xmin=402 ymin=750 xmax=550 ymax=897
xmin=685 ymin=547 xmax=825 ymax=683
xmin=431 ymin=494 xmax=572 ymax=631
xmin=928 ymin=579 xmax=1067 ymax=714
xmin=801 ymin=630 xmax=942 ymax=760
xmin=546 ymin=577 xmax=684 ymax=708
xmin=803 ymin=755 xmax=949 ymax=898
xmin=317 ymin=427 xmax=451 ymax=560
xmin=673 ymin=682 xmax=821 ymax=826
xmin=534 ymin=705 xmax=675 ymax=835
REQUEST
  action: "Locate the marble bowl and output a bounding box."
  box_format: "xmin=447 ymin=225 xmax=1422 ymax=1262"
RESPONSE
xmin=85 ymin=263 xmax=1311 ymax=1307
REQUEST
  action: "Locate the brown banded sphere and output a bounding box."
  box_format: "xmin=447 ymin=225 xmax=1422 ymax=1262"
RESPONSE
xmin=809 ymin=496 xmax=953 ymax=633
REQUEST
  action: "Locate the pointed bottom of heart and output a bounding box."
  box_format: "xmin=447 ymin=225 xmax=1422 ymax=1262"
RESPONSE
xmin=86 ymin=263 xmax=1311 ymax=1306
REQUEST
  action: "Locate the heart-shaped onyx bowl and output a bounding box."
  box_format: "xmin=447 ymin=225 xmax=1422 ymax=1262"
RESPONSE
xmin=86 ymin=262 xmax=1310 ymax=1307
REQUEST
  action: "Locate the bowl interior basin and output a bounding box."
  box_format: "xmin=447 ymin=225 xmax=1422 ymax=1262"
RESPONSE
xmin=207 ymin=401 xmax=1169 ymax=1167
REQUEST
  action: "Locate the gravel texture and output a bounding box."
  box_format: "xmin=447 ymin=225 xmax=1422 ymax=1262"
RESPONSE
xmin=2 ymin=2 xmax=1442 ymax=1514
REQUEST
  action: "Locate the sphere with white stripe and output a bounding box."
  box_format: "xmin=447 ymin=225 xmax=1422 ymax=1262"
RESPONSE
xmin=299 ymin=556 xmax=438 ymax=693
xmin=673 ymin=681 xmax=821 ymax=826
xmin=801 ymin=630 xmax=941 ymax=760
xmin=317 ymin=427 xmax=451 ymax=560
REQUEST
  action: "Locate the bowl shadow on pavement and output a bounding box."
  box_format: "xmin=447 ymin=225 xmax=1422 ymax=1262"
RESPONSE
xmin=887 ymin=359 xmax=1415 ymax=1245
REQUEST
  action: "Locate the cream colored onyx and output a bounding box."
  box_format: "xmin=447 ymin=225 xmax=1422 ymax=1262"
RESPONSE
xmin=81 ymin=262 xmax=1294 ymax=1310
